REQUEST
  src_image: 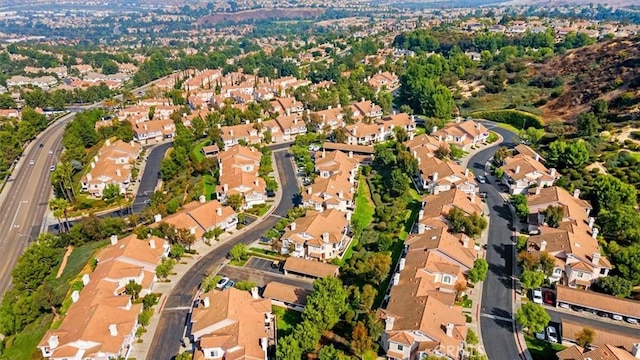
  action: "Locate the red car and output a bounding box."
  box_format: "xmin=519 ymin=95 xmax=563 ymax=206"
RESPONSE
xmin=543 ymin=290 xmax=555 ymax=305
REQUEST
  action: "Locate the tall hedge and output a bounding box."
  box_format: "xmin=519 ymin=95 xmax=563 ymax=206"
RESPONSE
xmin=470 ymin=109 xmax=544 ymax=129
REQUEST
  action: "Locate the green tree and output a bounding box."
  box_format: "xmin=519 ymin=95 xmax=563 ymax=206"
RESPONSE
xmin=608 ymin=243 xmax=640 ymax=285
xmin=294 ymin=320 xmax=322 ymax=353
xmin=577 ymin=111 xmax=599 ymax=137
xmin=155 ymin=258 xmax=175 ymax=281
xmin=138 ymin=309 xmax=153 ymax=328
xmin=234 ymin=280 xmax=257 ymax=291
xmin=591 ymin=99 xmax=609 ymax=120
xmin=520 ymin=127 xmax=545 ymax=145
xmin=124 ymin=280 xmax=142 ymax=300
xmin=594 ymin=276 xmax=633 ymax=298
xmin=467 ymin=259 xmax=489 ymax=284
xmin=598 ymin=205 xmax=640 ymax=243
xmin=515 ymin=302 xmax=550 ymax=334
xmin=543 ymin=205 xmax=564 ymax=228
xmin=466 ymin=329 xmax=479 ymax=345
xmin=302 ymin=277 xmax=348 ymax=332
xmin=227 ymin=193 xmax=244 ymax=211
xmin=575 ymin=327 xmax=595 ymax=348
xmin=318 ymin=344 xmax=348 ymax=360
xmin=493 ymin=146 xmax=510 ymax=165
xmin=175 ymin=352 xmax=192 ymax=360
xmin=277 ymin=335 xmax=303 ymax=360
xmin=376 ymin=90 xmax=393 ymax=115
xmin=102 ymin=183 xmax=121 ymax=205
xmin=539 ymin=252 xmax=555 ymax=277
xmin=142 ymin=293 xmax=159 ymax=310
xmin=102 ymin=60 xmax=119 ymax=75
xmin=229 ymin=243 xmax=248 ymax=261
xmin=592 ymin=175 xmax=638 ymax=212
xmin=519 ymin=270 xmax=544 ymax=293
xmin=0 ymin=93 xmax=16 ymax=109
xmin=510 ymin=194 xmax=529 ymax=219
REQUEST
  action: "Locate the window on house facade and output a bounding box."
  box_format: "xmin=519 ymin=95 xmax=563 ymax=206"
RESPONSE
xmin=443 ymin=275 xmax=452 ymax=284
xmin=577 ymin=271 xmax=584 ymax=278
xmin=397 ymin=344 xmax=404 ymax=351
xmin=600 ymin=268 xmax=607 ymax=275
xmin=554 ymin=268 xmax=562 ymax=275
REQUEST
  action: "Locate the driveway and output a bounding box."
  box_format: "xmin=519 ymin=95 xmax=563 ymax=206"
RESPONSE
xmin=220 ymin=265 xmax=313 ymax=290
xmin=244 ymin=257 xmax=283 ymax=274
xmin=146 ymin=149 xmax=299 ymax=360
xmin=468 ymin=125 xmax=523 ymax=360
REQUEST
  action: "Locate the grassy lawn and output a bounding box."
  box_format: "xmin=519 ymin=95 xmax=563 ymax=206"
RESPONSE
xmin=415 ymin=126 xmax=427 ymax=135
xmin=351 ymin=177 xmax=375 ymax=230
xmin=458 ymin=84 xmax=550 ymax=115
xmin=496 ymin=122 xmax=520 ymax=134
xmin=202 ymin=173 xmax=216 ymax=201
xmin=272 ymin=306 xmax=302 ymax=339
xmin=525 ymin=335 xmax=566 ymax=360
xmin=192 ymin=139 xmax=210 ymax=163
xmin=362 ymin=350 xmax=378 ymax=360
xmin=0 ymin=314 xmax=54 ymax=360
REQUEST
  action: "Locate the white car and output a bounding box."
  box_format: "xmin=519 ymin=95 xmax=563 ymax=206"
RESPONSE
xmin=612 ymin=314 xmax=623 ymax=321
xmin=215 ymin=277 xmax=230 ymax=290
xmin=626 ymin=317 xmax=638 ymax=324
xmin=48 ymin=150 xmax=53 ymax=155
xmin=532 ymin=289 xmax=543 ymax=304
xmin=49 ymin=165 xmax=56 ymax=172
xmin=546 ymin=326 xmax=558 ymax=343
xmin=29 ymin=159 xmax=35 ymax=165
xmin=477 ymin=175 xmax=486 ymax=184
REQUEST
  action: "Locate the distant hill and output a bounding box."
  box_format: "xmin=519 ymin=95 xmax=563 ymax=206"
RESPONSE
xmin=195 ymin=8 xmax=326 ymax=26
xmin=502 ymin=0 xmax=637 ymax=7
xmin=534 ymin=37 xmax=640 ymax=122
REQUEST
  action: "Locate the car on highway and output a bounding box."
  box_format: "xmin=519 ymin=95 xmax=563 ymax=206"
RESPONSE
xmin=49 ymin=165 xmax=56 ymax=172
xmin=39 ymin=143 xmax=44 ymax=148
xmin=477 ymin=175 xmax=486 ymax=184
xmin=29 ymin=159 xmax=35 ymax=165
xmin=546 ymin=326 xmax=558 ymax=343
xmin=215 ymin=276 xmax=230 ymax=290
xmin=48 ymin=150 xmax=53 ymax=155
xmin=532 ymin=288 xmax=543 ymax=304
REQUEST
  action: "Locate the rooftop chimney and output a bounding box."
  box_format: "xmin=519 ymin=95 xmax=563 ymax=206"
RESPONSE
xmin=202 ymin=296 xmax=210 ymax=309
xmin=535 ymin=153 xmax=540 ymax=162
xmin=399 ymin=258 xmax=406 ymax=271
xmin=199 ymin=195 xmax=206 ymax=204
xmin=108 ymin=324 xmax=118 ymax=336
xmin=463 ymin=237 xmax=469 ymax=248
xmin=592 ymin=252 xmax=601 ymax=266
xmin=322 ymin=232 xmax=330 ymax=243
xmin=432 ymin=126 xmax=438 ymax=133
xmin=105 ymin=139 xmax=111 ymax=147
xmin=90 ymin=162 xmax=96 ymax=169
xmin=550 ymin=168 xmax=557 ymax=177
xmin=418 ymin=224 xmax=425 ymax=234
xmin=110 ymin=235 xmax=118 ymax=245
xmin=432 ymin=172 xmax=439 ymax=183
xmin=592 ymin=227 xmax=599 ymax=239
xmin=573 ymin=188 xmax=581 ymax=199
xmin=290 ymin=222 xmax=296 ymax=231
xmin=348 ymin=151 xmax=353 ymax=159
xmin=515 ymin=165 xmax=521 ymax=174
xmin=261 ymin=337 xmax=268 ymax=351
xmin=385 ymin=316 xmax=396 ymax=331
xmin=71 ymin=290 xmax=80 ymax=303
xmin=392 ymin=272 xmax=400 ymax=286
xmin=631 ymin=343 xmax=640 ymax=359
xmin=149 ymin=239 xmax=156 ymax=249
xmin=251 ymin=287 xmax=260 ymax=299
xmin=535 ymin=186 xmax=541 ymax=195
xmin=588 ymin=217 xmax=595 ymax=229
xmin=47 ymin=335 xmax=59 ymax=350
xmin=418 ymin=209 xmax=424 ymax=220
xmin=540 ymin=240 xmax=547 ymax=251
xmin=82 ymin=273 xmax=90 ymax=286
xmin=445 ymin=323 xmax=455 ymax=337
xmin=216 ymin=207 xmax=223 ymax=217
xmin=223 ymin=184 xmax=229 ymax=192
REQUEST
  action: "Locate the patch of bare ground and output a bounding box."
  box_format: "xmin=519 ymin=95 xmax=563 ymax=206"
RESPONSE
xmin=456 ymin=80 xmax=484 ymax=99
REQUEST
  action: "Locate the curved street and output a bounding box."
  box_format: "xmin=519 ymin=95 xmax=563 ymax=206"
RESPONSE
xmin=145 ymin=149 xmax=299 ymax=360
xmin=467 ymin=125 xmax=523 ymax=360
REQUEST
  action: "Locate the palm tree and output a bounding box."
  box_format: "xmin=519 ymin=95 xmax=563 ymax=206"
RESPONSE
xmin=49 ymin=198 xmax=70 ymax=232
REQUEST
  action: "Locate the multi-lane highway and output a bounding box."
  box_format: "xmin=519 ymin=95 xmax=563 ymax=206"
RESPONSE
xmin=0 ymin=114 xmax=70 ymax=295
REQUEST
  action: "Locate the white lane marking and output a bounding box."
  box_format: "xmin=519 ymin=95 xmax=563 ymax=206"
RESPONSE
xmin=10 ymin=200 xmax=28 ymax=229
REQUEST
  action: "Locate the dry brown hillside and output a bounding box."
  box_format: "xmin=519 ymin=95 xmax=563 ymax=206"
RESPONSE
xmin=534 ymin=37 xmax=640 ymax=122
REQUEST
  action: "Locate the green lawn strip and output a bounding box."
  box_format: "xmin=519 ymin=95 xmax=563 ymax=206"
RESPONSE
xmin=351 ymin=177 xmax=375 ymax=230
xmin=525 ymin=335 xmax=566 ymax=360
xmin=0 ymin=314 xmax=54 ymax=360
xmin=496 ymin=122 xmax=520 ymax=134
xmin=191 ymin=139 xmax=210 ymax=163
xmin=202 ymin=173 xmax=216 ymax=200
xmin=272 ymin=305 xmax=302 ymax=339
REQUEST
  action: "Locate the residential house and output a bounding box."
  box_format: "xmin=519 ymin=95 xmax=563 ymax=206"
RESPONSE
xmin=219 ymin=122 xmax=263 ymax=149
xmin=157 ymin=197 xmax=238 ymax=238
xmin=38 ymin=234 xmax=167 ymax=360
xmin=416 ymin=189 xmax=484 ymax=235
xmin=350 ymin=100 xmax=383 ymax=120
xmin=413 ymin=155 xmax=477 ymax=195
xmin=270 ymin=97 xmax=304 ymax=116
xmin=368 ymin=71 xmax=399 ymax=93
xmin=262 ymin=282 xmax=311 ymax=311
xmin=282 ymin=257 xmax=340 ymax=279
xmin=133 ymin=119 xmax=176 ymax=143
xmin=345 ymin=112 xmax=416 ymax=145
xmin=191 ymin=288 xmax=273 ymax=360
xmin=215 ymin=145 xmax=267 ymax=209
xmin=280 ymin=209 xmax=351 ymax=260
xmin=302 ymin=150 xmax=359 ymax=212
xmin=556 ymin=286 xmax=640 ymax=328
xmin=431 ymin=119 xmax=489 ymax=151
xmin=81 ymin=139 xmax=141 ymax=197
xmin=311 ymin=106 xmax=345 ymax=132
xmin=499 ymin=154 xmax=560 ymax=194
xmin=274 ymin=114 xmax=307 ymax=141
xmin=557 ymin=344 xmax=640 ymax=360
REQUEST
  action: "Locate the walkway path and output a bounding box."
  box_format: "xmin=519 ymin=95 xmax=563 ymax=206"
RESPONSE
xmin=55 ymin=245 xmax=74 ymax=279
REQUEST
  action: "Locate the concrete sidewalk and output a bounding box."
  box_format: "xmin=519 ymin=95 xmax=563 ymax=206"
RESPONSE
xmin=128 ymin=153 xmax=285 ymax=360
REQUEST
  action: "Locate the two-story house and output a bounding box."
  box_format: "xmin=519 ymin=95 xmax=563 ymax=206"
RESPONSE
xmin=280 ymin=209 xmax=351 ymax=260
xmin=215 ymin=145 xmax=267 ymax=209
xmin=219 ymin=122 xmax=263 ymax=149
xmin=302 ymin=150 xmax=359 ymax=212
xmin=270 ymin=97 xmax=304 ymax=116
xmin=311 ymin=106 xmax=345 ymax=132
xmin=274 ymin=114 xmax=307 ymax=141
xmin=81 ymin=139 xmax=141 ymax=197
xmin=432 ymin=119 xmax=489 ymax=151
xmin=350 ymin=100 xmax=383 ymax=120
xmin=414 ymin=156 xmax=478 ymax=195
xmin=416 ymin=189 xmax=484 ymax=235
xmin=133 ymin=119 xmax=176 ymax=143
xmin=499 ymin=154 xmax=560 ymax=194
xmin=191 ymin=288 xmax=274 ymax=360
xmin=157 ymin=197 xmax=238 ymax=238
xmin=344 ymin=113 xmax=416 ymax=145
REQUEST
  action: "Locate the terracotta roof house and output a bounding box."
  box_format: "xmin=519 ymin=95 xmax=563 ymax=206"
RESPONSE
xmin=499 ymin=154 xmax=560 ymax=194
xmin=280 ymin=209 xmax=351 ymax=260
xmin=431 ymin=119 xmax=489 ymax=151
xmin=414 ymin=155 xmax=477 ymax=195
xmin=38 ymin=234 xmax=167 ymax=360
xmin=262 ymin=282 xmax=311 ymax=311
xmin=556 ymin=286 xmax=640 ymax=321
xmin=344 ymin=112 xmax=416 ymax=146
xmin=219 ymin=121 xmax=263 ymax=149
xmin=270 ymin=97 xmax=304 ymax=116
xmin=302 ymin=150 xmax=359 ymax=213
xmin=557 ymin=343 xmax=640 ymax=360
xmin=133 ymin=119 xmax=175 ymax=143
xmin=560 ymin=319 xmax=640 ymax=356
xmin=311 ymin=106 xmax=345 ymax=132
xmin=416 ymin=189 xmax=484 ymax=234
xmin=215 ymin=145 xmax=267 ymax=209
xmin=157 ymin=197 xmax=238 ymax=238
xmin=274 ymin=114 xmax=307 ymax=141
xmin=367 ymin=71 xmax=399 ymax=93
xmin=350 ymin=100 xmax=383 ymax=120
xmin=405 ymin=134 xmax=448 ymax=156
xmin=81 ymin=139 xmax=141 ymax=197
xmin=191 ymin=288 xmax=274 ymax=360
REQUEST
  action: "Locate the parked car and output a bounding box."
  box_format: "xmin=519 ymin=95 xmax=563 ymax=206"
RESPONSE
xmin=535 ymin=331 xmax=545 ymax=340
xmin=543 ymin=291 xmax=555 ymax=305
xmin=532 ymin=289 xmax=543 ymax=304
xmin=611 ymin=314 xmax=624 ymax=321
xmin=596 ymin=311 xmax=608 ymax=318
xmin=626 ymin=317 xmax=638 ymax=324
xmin=546 ymin=326 xmax=558 ymax=343
xmin=215 ymin=276 xmax=230 ymax=289
xmin=271 ymin=261 xmax=280 ymax=269
xmin=477 ymin=175 xmax=487 ymax=184
xmin=571 ymin=305 xmax=584 ymax=312
xmin=222 ymin=280 xmax=235 ymax=290
xmin=559 ymin=302 xmax=570 ymax=309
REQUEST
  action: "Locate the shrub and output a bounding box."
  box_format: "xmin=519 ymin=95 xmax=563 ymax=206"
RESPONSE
xmin=470 ymin=109 xmax=544 ymax=129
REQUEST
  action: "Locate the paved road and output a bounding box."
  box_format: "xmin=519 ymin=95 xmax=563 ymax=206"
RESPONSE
xmin=0 ymin=115 xmax=69 ymax=295
xmin=219 ymin=266 xmax=314 ymax=290
xmin=146 ymin=149 xmax=299 ymax=360
xmin=132 ymin=142 xmax=173 ymax=213
xmin=468 ymin=126 xmax=522 ymax=360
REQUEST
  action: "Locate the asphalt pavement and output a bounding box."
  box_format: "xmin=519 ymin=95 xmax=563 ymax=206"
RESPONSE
xmin=132 ymin=141 xmax=173 ymax=213
xmin=219 ymin=266 xmax=314 ymax=290
xmin=468 ymin=125 xmax=524 ymax=360
xmin=145 ymin=149 xmax=299 ymax=360
xmin=546 ymin=307 xmax=640 ymax=338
